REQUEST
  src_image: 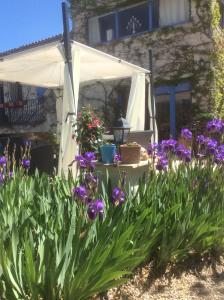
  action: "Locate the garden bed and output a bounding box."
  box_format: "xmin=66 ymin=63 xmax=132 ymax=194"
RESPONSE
xmin=105 ymin=257 xmax=224 ymax=299
xmin=0 ymin=120 xmax=223 ymax=299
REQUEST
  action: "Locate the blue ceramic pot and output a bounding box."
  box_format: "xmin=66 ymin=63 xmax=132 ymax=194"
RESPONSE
xmin=100 ymin=144 xmax=116 ymax=164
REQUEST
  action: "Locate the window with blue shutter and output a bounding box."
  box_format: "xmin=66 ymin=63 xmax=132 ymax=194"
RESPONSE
xmin=99 ymin=13 xmax=116 ymax=42
xmin=118 ymin=3 xmax=149 ymax=38
xmin=87 ymin=0 xmax=190 ymax=45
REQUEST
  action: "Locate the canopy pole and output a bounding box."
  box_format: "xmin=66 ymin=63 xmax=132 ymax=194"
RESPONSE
xmin=62 ymin=1 xmax=74 ymax=97
xmin=149 ymin=49 xmax=156 ymax=143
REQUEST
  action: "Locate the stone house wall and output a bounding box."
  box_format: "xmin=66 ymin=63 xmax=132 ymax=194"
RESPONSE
xmin=70 ymin=0 xmax=218 ymax=135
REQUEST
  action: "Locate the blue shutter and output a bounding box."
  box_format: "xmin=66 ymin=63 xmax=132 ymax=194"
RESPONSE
xmin=152 ymin=0 xmax=159 ymax=29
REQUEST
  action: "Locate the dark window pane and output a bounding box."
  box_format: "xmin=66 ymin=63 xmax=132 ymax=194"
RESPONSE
xmin=152 ymin=0 xmax=159 ymax=29
xmin=118 ymin=4 xmax=149 ymax=37
xmin=99 ymin=13 xmax=116 ymax=42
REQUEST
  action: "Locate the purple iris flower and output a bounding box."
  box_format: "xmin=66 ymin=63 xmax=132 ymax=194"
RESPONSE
xmin=75 ymin=152 xmax=96 ymax=170
xmin=73 ymin=185 xmax=87 ymax=202
xmin=175 ymin=144 xmax=186 ymax=158
xmin=87 ymin=199 xmax=104 ymax=220
xmin=206 ymin=119 xmax=223 ymax=133
xmin=75 ymin=155 xmax=87 ymax=168
xmin=0 ymin=156 xmax=7 ymax=167
xmin=95 ymin=199 xmax=104 ymax=213
xmin=182 ymin=149 xmax=192 ymax=162
xmin=205 ymin=138 xmax=218 ymax=154
xmin=84 ymin=152 xmax=96 ymax=161
xmin=214 ymin=144 xmax=224 ymax=164
xmin=87 ymin=202 xmax=98 ymax=220
xmin=214 ymin=152 xmax=224 ymax=164
xmin=147 ymin=143 xmax=158 ymax=155
xmin=196 ymin=135 xmax=206 ymax=145
xmin=161 ymin=139 xmax=177 ymax=153
xmin=181 ymin=128 xmax=192 ymax=140
xmin=218 ymin=144 xmax=224 ymax=154
xmin=22 ymin=159 xmax=30 ymax=169
xmin=114 ymin=154 xmax=121 ymax=163
xmin=175 ymin=144 xmax=191 ymax=162
xmin=111 ymin=187 xmax=125 ymax=206
xmin=156 ymin=156 xmax=168 ymax=171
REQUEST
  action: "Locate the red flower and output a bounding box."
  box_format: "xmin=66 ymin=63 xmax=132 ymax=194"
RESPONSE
xmin=93 ymin=118 xmax=101 ymax=127
xmin=87 ymin=123 xmax=93 ymax=129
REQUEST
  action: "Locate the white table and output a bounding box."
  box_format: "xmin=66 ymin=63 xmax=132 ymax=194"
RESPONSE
xmin=95 ymin=160 xmax=150 ymax=191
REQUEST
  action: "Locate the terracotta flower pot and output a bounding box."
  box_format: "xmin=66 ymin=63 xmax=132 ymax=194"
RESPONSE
xmin=120 ymin=143 xmax=141 ymax=164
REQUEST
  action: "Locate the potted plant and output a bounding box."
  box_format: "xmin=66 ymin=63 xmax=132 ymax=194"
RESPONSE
xmin=75 ymin=107 xmax=105 ymax=155
xmin=120 ymin=142 xmax=141 ymax=164
xmin=100 ymin=143 xmax=117 ymax=164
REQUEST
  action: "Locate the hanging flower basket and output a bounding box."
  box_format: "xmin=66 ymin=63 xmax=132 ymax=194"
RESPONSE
xmin=120 ymin=143 xmax=141 ymax=164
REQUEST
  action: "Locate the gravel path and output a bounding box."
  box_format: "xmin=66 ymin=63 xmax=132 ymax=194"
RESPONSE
xmin=102 ymin=257 xmax=224 ymax=300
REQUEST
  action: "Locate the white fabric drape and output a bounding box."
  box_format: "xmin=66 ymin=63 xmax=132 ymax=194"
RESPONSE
xmin=58 ymin=47 xmax=81 ymax=176
xmin=126 ymin=72 xmax=145 ymax=131
xmin=159 ymin=0 xmax=189 ymax=27
xmin=0 ymin=41 xmax=149 ymax=87
xmin=148 ymin=80 xmax=158 ymax=143
xmin=88 ymin=16 xmax=101 ymax=45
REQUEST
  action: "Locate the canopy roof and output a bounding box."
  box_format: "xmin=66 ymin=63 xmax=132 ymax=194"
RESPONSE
xmin=0 ymin=40 xmax=149 ymax=88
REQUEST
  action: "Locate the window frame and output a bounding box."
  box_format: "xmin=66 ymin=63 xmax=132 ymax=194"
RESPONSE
xmin=87 ymin=0 xmax=191 ymax=46
xmin=117 ymin=1 xmax=151 ymax=39
xmin=87 ymin=1 xmax=152 ymax=45
xmin=155 ymin=81 xmax=192 ymax=138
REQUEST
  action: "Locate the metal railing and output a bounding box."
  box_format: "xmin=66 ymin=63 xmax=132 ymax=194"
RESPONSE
xmin=0 ymin=97 xmax=45 ymax=126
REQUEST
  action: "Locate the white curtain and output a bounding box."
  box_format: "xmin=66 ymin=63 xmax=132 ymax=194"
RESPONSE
xmin=148 ymin=79 xmax=158 ymax=143
xmin=126 ymin=72 xmax=146 ymax=131
xmin=88 ymin=16 xmax=100 ymax=45
xmin=159 ymin=0 xmax=189 ymax=27
xmin=58 ymin=46 xmax=81 ymax=176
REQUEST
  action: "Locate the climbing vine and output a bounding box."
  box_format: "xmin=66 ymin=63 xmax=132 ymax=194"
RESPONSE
xmin=211 ymin=0 xmax=224 ymax=118
xmin=69 ymin=0 xmax=224 ymax=120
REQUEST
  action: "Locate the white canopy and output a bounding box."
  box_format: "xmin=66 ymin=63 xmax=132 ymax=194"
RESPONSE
xmin=0 ymin=39 xmax=157 ymax=175
xmin=0 ymin=40 xmax=149 ymax=87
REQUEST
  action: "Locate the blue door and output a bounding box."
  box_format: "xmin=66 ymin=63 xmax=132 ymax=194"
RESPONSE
xmin=155 ymin=82 xmax=192 ymax=140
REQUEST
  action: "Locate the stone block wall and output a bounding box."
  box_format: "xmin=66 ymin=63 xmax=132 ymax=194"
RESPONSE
xmin=71 ymin=0 xmax=216 ymax=118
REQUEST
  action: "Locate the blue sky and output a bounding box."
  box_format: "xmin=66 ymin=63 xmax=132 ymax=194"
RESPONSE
xmin=0 ymin=0 xmax=64 ymax=53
